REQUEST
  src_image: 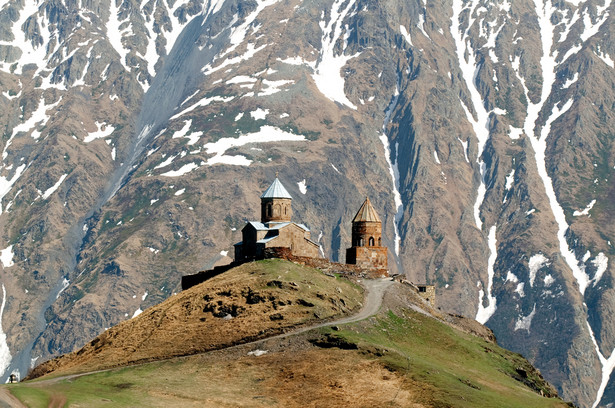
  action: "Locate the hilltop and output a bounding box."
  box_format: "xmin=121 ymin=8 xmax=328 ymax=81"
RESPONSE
xmin=3 ymin=260 xmax=571 ymax=407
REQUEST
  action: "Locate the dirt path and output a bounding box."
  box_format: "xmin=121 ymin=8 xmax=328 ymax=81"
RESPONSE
xmin=263 ymin=277 xmax=395 ymax=341
xmin=0 ymin=277 xmax=396 ymax=406
xmin=0 ymin=387 xmax=26 ymax=408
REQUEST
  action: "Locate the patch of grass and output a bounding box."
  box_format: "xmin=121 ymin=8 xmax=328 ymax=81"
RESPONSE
xmin=325 ymin=310 xmax=565 ymax=408
xmin=8 ymin=386 xmax=49 ymax=407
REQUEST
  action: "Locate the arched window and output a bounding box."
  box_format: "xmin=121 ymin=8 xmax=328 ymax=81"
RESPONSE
xmin=378 ymin=237 xmax=382 ymax=246
xmin=267 ymin=204 xmax=272 ymax=217
xmin=284 ymin=206 xmax=287 ymax=215
xmin=369 ymin=237 xmax=375 ymax=246
xmin=359 ymin=238 xmax=364 ymax=247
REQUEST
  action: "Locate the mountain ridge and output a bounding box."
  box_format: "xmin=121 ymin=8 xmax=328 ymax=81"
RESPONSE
xmin=0 ymin=1 xmax=612 ymax=407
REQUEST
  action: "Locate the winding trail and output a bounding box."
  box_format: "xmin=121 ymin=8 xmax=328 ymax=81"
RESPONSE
xmin=0 ymin=278 xmax=396 ymax=407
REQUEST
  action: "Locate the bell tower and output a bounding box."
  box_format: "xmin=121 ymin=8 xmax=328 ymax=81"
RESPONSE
xmin=260 ymin=177 xmax=292 ymax=223
xmin=346 ymin=197 xmax=388 ymax=272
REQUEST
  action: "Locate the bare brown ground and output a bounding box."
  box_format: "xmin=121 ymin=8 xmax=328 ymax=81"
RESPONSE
xmin=129 ymin=345 xmax=431 ymax=408
xmin=28 ymin=261 xmax=364 ymax=380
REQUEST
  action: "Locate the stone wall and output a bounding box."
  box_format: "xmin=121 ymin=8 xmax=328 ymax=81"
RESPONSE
xmin=264 ymin=224 xmax=320 ymax=258
xmin=346 ymin=246 xmax=388 ymax=270
xmin=351 ymin=221 xmax=382 ymax=247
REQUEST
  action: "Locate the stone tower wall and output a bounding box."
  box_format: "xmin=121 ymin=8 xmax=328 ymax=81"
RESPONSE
xmin=346 ymin=246 xmax=388 ymax=270
xmin=261 ymin=198 xmax=292 ymax=223
xmin=351 ymin=221 xmax=382 ymax=247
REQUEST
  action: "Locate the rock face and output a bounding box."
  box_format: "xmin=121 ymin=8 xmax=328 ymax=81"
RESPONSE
xmin=0 ymin=0 xmax=613 ymax=407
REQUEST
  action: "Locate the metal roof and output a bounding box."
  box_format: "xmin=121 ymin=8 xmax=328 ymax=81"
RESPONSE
xmin=352 ymin=197 xmax=381 ymax=223
xmin=261 ymin=178 xmax=293 ymax=199
xmin=257 ymin=236 xmax=279 ymax=244
xmin=247 ymin=221 xmax=269 ymax=230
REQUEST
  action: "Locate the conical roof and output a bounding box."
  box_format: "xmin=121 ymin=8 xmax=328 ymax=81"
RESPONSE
xmin=261 ymin=178 xmax=292 ymax=199
xmin=352 ymin=197 xmax=381 ymax=222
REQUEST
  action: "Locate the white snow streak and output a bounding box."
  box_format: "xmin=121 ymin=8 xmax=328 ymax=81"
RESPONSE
xmin=588 ymin=321 xmax=615 ymax=408
xmin=0 ymin=285 xmax=11 ymax=378
xmin=0 ymin=164 xmax=27 ymax=215
xmin=573 ymin=199 xmax=596 ymax=216
xmin=451 ymin=1 xmax=493 ymax=230
xmin=11 ymin=97 xmax=61 ymax=140
xmin=591 ymin=253 xmax=608 ymax=287
xmin=378 ymin=85 xmax=403 ymax=256
xmin=400 ymin=25 xmax=413 ymax=46
xmin=41 ymin=174 xmax=67 ymax=200
xmin=476 ymin=226 xmax=498 ymax=324
xmin=160 ymin=163 xmax=200 ymax=177
xmin=203 ymin=126 xmax=305 ymax=166
xmin=313 ymin=0 xmax=359 ymax=109
xmin=170 ymin=96 xmax=234 ymax=120
xmin=529 ymin=254 xmax=549 ymax=287
xmin=55 ymin=278 xmax=70 ymax=299
xmin=107 ymin=0 xmax=130 ymax=71
xmin=84 ymin=122 xmax=115 ymax=143
xmin=512 ymin=2 xmax=612 ymax=404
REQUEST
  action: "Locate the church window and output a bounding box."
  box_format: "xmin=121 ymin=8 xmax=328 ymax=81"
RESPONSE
xmin=369 ymin=237 xmax=375 ymax=246
xmin=267 ymin=204 xmax=272 ymax=217
xmin=359 ymin=238 xmax=364 ymax=246
xmin=378 ymin=237 xmax=382 ymax=246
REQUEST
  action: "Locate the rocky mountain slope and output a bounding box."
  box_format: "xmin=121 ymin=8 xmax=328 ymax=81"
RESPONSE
xmin=0 ymin=0 xmax=613 ymax=406
xmin=9 ymin=260 xmax=568 ymax=407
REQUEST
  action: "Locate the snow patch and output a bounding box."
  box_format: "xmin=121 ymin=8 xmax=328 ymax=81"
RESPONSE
xmin=509 ymin=126 xmax=522 ymax=140
xmin=132 ymin=308 xmax=142 ymax=318
xmin=400 ymin=25 xmax=412 ymax=45
xmin=515 ymin=283 xmax=526 ymax=297
xmin=505 ymin=271 xmax=518 ymax=283
xmin=0 ymin=285 xmax=11 ymax=378
xmin=592 ymin=253 xmax=608 ymax=286
xmin=0 ymin=246 xmax=14 ymax=268
xmin=529 ymin=254 xmax=549 ymax=287
xmin=161 ymin=163 xmax=200 ymax=178
xmin=84 ymin=122 xmax=115 ymax=143
xmin=41 ymin=174 xmax=67 ymax=200
xmin=476 ymin=226 xmax=498 ymax=324
xmin=562 ymin=72 xmax=579 ymax=89
xmin=573 ymin=199 xmax=596 ymax=216
xmin=514 ymin=304 xmax=536 ymax=333
xmin=250 ymin=108 xmax=269 ymax=120
xmin=297 ymin=180 xmax=307 ymax=194
xmin=312 ymin=0 xmax=359 ymax=109
xmin=56 ymin=278 xmax=70 ymax=299
xmin=203 ymin=126 xmax=306 ymax=166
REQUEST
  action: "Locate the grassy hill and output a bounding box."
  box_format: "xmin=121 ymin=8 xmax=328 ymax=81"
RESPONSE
xmin=5 ymin=260 xmax=572 ymax=407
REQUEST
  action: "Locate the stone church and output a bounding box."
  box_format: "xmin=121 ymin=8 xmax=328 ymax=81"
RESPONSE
xmin=346 ymin=197 xmax=388 ymax=270
xmin=234 ymin=178 xmax=321 ymax=261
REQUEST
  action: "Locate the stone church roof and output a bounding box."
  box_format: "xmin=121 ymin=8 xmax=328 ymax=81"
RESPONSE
xmin=260 ymin=177 xmax=293 ymax=199
xmin=352 ymin=197 xmax=381 ymax=222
